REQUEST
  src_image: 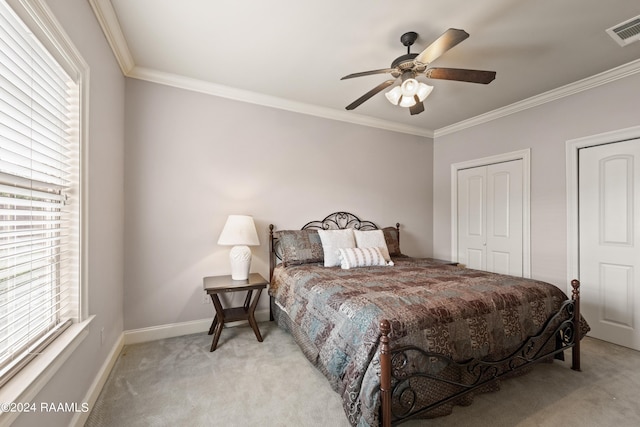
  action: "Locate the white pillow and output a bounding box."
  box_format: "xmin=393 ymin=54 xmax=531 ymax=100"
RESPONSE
xmin=318 ymin=229 xmax=356 ymax=267
xmin=353 ymin=229 xmax=391 ymax=262
xmin=338 ymin=247 xmax=389 ymax=269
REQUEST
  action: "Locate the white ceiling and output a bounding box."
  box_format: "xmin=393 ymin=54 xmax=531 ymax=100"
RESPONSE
xmin=89 ymin=0 xmax=640 ymax=137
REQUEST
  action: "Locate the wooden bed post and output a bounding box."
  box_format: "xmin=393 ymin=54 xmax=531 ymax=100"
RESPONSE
xmin=571 ymin=279 xmax=581 ymax=371
xmin=380 ymin=319 xmax=392 ymax=427
xmin=269 ymin=224 xmax=275 ymax=281
xmin=395 ymin=223 xmax=400 ymax=251
xmin=269 ymin=224 xmax=275 ymax=322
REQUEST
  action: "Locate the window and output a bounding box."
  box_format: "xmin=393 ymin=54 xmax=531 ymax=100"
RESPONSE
xmin=0 ymin=0 xmax=81 ymax=387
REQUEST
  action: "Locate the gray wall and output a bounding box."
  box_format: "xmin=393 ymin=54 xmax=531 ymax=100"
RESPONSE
xmin=433 ymin=72 xmax=640 ymax=288
xmin=123 ymin=78 xmax=434 ymax=330
xmin=13 ymin=0 xmax=125 ymax=426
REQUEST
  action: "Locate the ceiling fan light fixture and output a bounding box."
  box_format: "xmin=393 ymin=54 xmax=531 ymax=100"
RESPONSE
xmin=341 ymin=29 xmax=496 ymax=114
xmin=384 ymin=86 xmax=402 ymax=105
xmin=388 ymin=80 xmax=432 ymax=108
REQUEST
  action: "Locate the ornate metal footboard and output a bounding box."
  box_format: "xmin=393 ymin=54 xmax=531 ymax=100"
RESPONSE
xmin=379 ymin=280 xmax=582 ymax=427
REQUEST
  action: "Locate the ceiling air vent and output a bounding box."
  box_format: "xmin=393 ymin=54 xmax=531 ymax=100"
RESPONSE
xmin=607 ymin=15 xmax=640 ymax=46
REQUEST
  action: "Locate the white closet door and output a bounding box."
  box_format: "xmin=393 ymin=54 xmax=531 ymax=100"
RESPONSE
xmin=457 ymin=167 xmax=487 ymax=270
xmin=579 ymin=138 xmax=640 ymax=350
xmin=486 ymin=161 xmax=523 ymax=275
xmin=457 ymin=160 xmax=523 ymax=276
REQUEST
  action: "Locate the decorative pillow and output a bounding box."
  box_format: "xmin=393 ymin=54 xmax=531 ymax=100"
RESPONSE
xmin=382 ymin=227 xmax=402 ymax=256
xmin=353 ymin=229 xmax=391 ymax=262
xmin=338 ymin=247 xmax=390 ymax=269
xmin=317 ymin=229 xmax=356 ymax=267
xmin=275 ymin=229 xmax=323 ymax=266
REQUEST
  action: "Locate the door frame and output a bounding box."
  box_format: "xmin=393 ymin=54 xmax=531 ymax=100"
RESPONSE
xmin=566 ymin=125 xmax=640 ymax=295
xmin=451 ymin=149 xmax=531 ymax=278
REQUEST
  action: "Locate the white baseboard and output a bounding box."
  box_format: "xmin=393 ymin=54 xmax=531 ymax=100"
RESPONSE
xmin=71 ymin=330 xmax=124 ymax=427
xmin=123 ymin=308 xmax=270 ymax=345
xmin=123 ymin=318 xmax=211 ymax=345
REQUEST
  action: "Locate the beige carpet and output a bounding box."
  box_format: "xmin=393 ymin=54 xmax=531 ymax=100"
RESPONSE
xmin=86 ymin=322 xmax=640 ymax=427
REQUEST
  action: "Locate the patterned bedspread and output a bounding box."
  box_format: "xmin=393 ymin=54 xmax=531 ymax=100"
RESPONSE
xmin=270 ymin=258 xmax=583 ymax=426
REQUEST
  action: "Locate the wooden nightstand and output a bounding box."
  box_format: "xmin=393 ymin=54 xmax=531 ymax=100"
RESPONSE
xmin=203 ymin=273 xmax=268 ymax=352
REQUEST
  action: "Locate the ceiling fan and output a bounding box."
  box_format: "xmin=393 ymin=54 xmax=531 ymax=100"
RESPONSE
xmin=341 ymin=29 xmax=496 ymax=115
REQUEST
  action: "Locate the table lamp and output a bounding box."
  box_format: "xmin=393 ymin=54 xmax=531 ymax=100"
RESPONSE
xmin=217 ymin=215 xmax=260 ymax=280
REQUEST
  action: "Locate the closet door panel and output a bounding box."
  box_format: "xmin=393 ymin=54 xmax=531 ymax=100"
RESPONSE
xmin=457 ymin=160 xmax=523 ymax=276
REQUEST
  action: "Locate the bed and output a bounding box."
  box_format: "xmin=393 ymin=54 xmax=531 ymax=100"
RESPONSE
xmin=268 ymin=211 xmax=588 ymax=427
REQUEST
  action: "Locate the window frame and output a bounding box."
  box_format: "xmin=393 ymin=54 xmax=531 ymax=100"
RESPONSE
xmin=0 ymin=0 xmax=91 ymax=420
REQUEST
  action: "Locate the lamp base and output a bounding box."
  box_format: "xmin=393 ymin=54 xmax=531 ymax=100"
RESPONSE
xmin=229 ymin=245 xmax=252 ymax=281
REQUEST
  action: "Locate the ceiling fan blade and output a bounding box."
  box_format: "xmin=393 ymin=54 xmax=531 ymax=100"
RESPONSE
xmin=414 ymin=28 xmax=469 ymax=65
xmin=341 ymin=68 xmax=397 ymax=80
xmin=409 ymin=100 xmax=424 ymax=115
xmin=345 ymin=79 xmax=396 ymax=110
xmin=425 ymin=67 xmax=496 ymax=84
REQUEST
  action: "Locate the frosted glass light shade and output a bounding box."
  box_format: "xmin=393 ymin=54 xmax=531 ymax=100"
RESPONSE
xmin=384 ymin=86 xmax=402 ymax=105
xmin=218 ymin=215 xmax=260 ymax=280
xmin=416 ymin=83 xmax=434 ymax=102
xmin=400 ymin=78 xmax=419 ymax=97
xmin=399 ymin=95 xmax=417 ymax=107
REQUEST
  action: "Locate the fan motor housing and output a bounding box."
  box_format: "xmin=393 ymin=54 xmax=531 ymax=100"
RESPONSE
xmin=391 ymin=53 xmax=418 ymax=70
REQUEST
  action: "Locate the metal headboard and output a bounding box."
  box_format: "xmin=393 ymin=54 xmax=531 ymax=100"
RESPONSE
xmin=300 ymin=211 xmax=379 ymax=232
xmin=268 ymin=211 xmax=399 ymax=279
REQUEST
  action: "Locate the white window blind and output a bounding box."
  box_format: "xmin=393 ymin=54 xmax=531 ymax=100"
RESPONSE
xmin=0 ymin=0 xmax=79 ymax=387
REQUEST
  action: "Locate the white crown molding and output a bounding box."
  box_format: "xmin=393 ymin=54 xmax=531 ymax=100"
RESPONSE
xmin=88 ymin=0 xmax=135 ymax=74
xmin=89 ymin=0 xmax=640 ymax=140
xmin=129 ymin=66 xmax=435 ymax=138
xmin=87 ymin=0 xmax=433 ymax=138
xmin=434 ymin=58 xmax=640 ymax=138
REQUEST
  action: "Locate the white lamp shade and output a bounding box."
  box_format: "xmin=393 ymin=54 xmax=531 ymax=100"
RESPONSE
xmin=384 ymin=86 xmax=402 ymax=105
xmin=217 ymin=215 xmax=259 ymax=246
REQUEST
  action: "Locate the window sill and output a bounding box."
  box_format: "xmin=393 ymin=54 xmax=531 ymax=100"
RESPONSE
xmin=0 ymin=315 xmax=94 ymax=426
